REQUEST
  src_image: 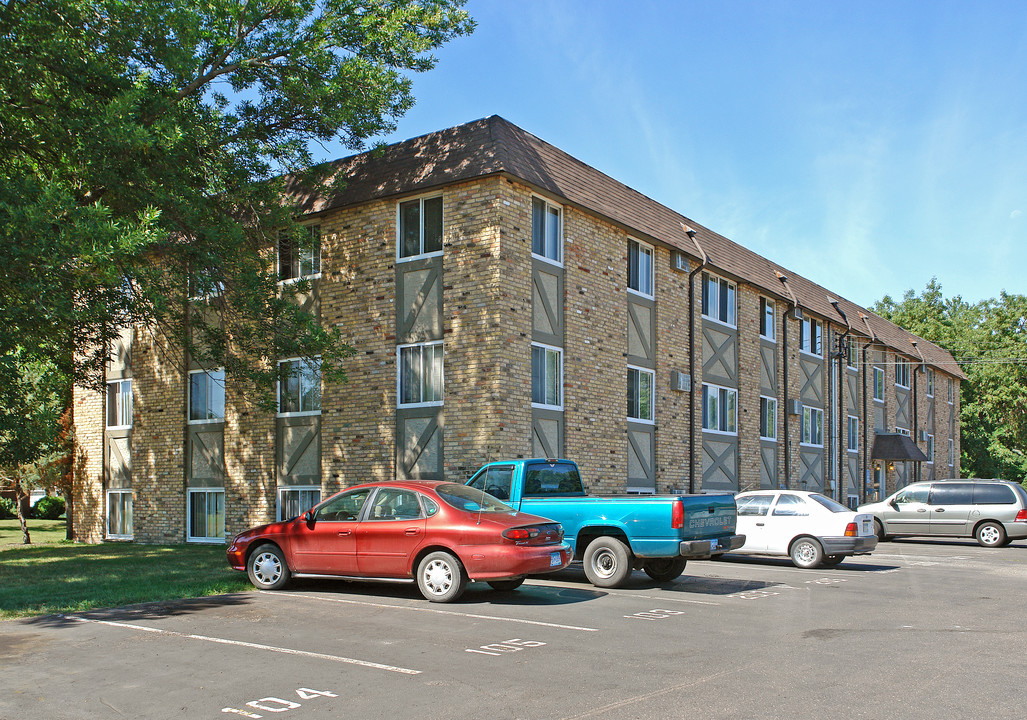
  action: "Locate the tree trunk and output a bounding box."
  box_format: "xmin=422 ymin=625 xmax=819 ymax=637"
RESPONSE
xmin=13 ymin=477 xmax=31 ymax=544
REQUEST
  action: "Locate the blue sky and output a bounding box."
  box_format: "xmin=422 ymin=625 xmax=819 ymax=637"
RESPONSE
xmin=322 ymin=0 xmax=1027 ymax=308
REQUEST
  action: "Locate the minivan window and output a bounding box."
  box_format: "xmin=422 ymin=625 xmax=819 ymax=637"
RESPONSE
xmin=971 ymin=483 xmax=1016 ymax=505
xmin=894 ymin=485 xmax=929 ymax=504
xmin=929 ymin=483 xmax=974 ymax=506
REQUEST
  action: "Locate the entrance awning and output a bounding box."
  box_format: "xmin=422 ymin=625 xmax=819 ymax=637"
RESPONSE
xmin=870 ymin=433 xmax=928 ymax=462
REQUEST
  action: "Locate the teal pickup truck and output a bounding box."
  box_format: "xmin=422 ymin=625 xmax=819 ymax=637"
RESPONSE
xmin=467 ymin=459 xmax=744 ymax=588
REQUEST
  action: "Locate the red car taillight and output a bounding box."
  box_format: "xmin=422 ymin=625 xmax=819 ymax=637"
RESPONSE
xmin=1014 ymin=510 xmax=1027 ymax=523
xmin=672 ymin=500 xmax=684 ymax=529
xmin=844 ymin=522 xmax=858 ymax=537
xmin=503 ymin=526 xmax=541 ymax=541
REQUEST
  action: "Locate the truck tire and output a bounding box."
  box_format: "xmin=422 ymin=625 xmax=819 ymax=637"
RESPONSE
xmin=583 ymin=536 xmax=633 ymax=588
xmin=642 ymin=557 xmax=687 ymax=582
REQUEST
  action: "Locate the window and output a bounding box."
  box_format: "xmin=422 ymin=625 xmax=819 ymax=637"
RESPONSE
xmin=316 ymin=487 xmax=373 ymax=522
xmin=398 ymin=342 xmax=444 ymax=407
xmin=278 ymin=225 xmax=321 ymax=281
xmin=106 ymin=490 xmax=132 ymax=539
xmin=398 ymin=195 xmax=443 ymax=260
xmin=926 ymin=369 xmax=935 ymax=397
xmin=368 ymin=488 xmax=423 ymax=521
xmin=948 ymin=438 xmax=954 ymax=466
xmin=759 ymin=396 xmax=777 ymax=440
xmin=531 ymin=344 xmax=562 ymax=408
xmin=627 ymin=367 xmax=654 ymax=422
xmin=948 ymin=378 xmax=955 ymax=404
xmin=187 ymin=489 xmax=225 ymax=542
xmin=106 ymin=379 xmax=132 ymax=428
xmin=873 ymin=367 xmax=885 ymax=401
xmin=702 ymin=384 xmax=737 ymax=434
xmin=628 ymin=239 xmax=653 ymax=296
xmin=278 ymin=357 xmax=321 ymax=415
xmin=926 ymin=434 xmax=934 ymax=464
xmin=759 ymin=297 xmax=775 ymax=340
xmin=800 ymin=317 xmax=822 ymax=356
xmin=278 ymin=487 xmax=321 ymax=521
xmin=972 ymin=484 xmax=1015 ymax=505
xmin=847 ymin=416 xmax=859 ymax=452
xmin=188 ymin=266 xmax=225 ymax=299
xmin=929 ymin=483 xmax=974 ymax=506
xmin=467 ymin=465 xmax=515 ymax=501
xmin=532 ymin=197 xmax=562 ymax=263
xmin=895 ymin=485 xmax=929 ymax=504
xmin=895 ymin=358 xmax=910 ymax=388
xmin=802 ymin=406 xmax=824 ymax=446
xmin=847 ymin=339 xmax=858 ymax=369
xmin=896 ymin=426 xmax=910 ymax=437
xmin=701 ymin=272 xmax=736 ymax=326
xmin=523 ymin=462 xmax=585 ymax=496
xmin=736 ymin=494 xmax=773 ymax=516
xmin=189 ymin=369 xmax=225 ymax=423
xmin=772 ymin=494 xmax=810 ymax=516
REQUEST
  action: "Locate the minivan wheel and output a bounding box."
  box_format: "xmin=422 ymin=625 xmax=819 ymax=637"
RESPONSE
xmin=975 ymin=521 xmax=1006 ymax=548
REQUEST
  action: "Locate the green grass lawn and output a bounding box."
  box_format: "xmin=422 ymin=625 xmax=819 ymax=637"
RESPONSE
xmin=0 ymin=520 xmax=252 ymax=620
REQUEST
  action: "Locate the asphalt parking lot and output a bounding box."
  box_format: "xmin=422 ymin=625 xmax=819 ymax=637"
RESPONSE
xmin=3 ymin=538 xmax=1026 ymax=720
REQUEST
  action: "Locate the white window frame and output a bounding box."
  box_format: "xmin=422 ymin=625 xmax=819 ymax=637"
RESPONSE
xmin=531 ymin=342 xmax=563 ymax=410
xmin=926 ymin=368 xmax=935 ymax=397
xmin=702 ymin=383 xmax=738 ymax=435
xmin=701 ymin=271 xmax=736 ymax=328
xmin=873 ymin=366 xmax=885 ymax=402
xmin=186 ymin=487 xmax=226 ymax=543
xmin=926 ymin=434 xmax=935 ymax=464
xmin=759 ymin=297 xmax=776 ymax=341
xmin=759 ymin=396 xmax=777 ymax=440
xmin=277 ymin=486 xmax=322 ymax=522
xmin=106 ymin=379 xmax=133 ymax=429
xmin=895 ymin=358 xmax=911 ymax=389
xmin=627 ymin=238 xmax=654 ymax=299
xmin=847 ymin=339 xmax=858 ymax=370
xmin=397 ymin=341 xmax=445 ymax=408
xmin=397 ymin=194 xmax=444 ymax=262
xmin=277 ymin=224 xmax=322 ymax=284
xmin=801 ymin=406 xmax=824 ymax=447
xmin=847 ymin=415 xmax=859 ymax=452
xmin=106 ymin=489 xmax=133 ymax=540
xmin=188 ymin=368 xmax=226 ymax=424
xmin=277 ymin=356 xmax=322 ymax=417
xmin=531 ymin=196 xmax=563 ymax=266
xmin=896 ymin=426 xmax=910 ymax=437
xmin=800 ymin=317 xmax=823 ymax=357
xmin=627 ymin=365 xmax=655 ymax=424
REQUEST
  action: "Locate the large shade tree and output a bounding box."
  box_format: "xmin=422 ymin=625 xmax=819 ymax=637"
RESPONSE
xmin=873 ymin=279 xmax=1027 ymax=482
xmin=0 ymin=0 xmax=474 ymax=475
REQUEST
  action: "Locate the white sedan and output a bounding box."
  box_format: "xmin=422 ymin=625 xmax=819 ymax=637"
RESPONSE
xmin=731 ymin=490 xmax=878 ymax=568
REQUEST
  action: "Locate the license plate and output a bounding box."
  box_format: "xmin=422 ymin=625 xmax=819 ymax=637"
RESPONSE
xmin=550 ymin=551 xmax=562 ymax=567
xmin=710 ymin=539 xmax=719 ymax=552
xmin=862 ymin=521 xmax=871 ymax=533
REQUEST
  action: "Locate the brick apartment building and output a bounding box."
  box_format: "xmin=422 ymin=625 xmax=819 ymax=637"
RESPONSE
xmin=72 ymin=116 xmax=964 ymax=544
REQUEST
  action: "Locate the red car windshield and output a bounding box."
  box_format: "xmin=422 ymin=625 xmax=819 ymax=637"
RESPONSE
xmin=436 ymin=483 xmax=514 ymax=513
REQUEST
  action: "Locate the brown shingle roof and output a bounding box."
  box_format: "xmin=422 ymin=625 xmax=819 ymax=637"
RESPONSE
xmin=288 ymin=115 xmax=964 ymax=379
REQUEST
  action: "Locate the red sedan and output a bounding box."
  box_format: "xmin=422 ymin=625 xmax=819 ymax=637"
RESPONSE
xmin=227 ymin=480 xmax=571 ymax=602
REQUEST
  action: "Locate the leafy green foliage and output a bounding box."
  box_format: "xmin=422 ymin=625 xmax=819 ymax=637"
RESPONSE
xmin=0 ymin=498 xmax=16 ymax=520
xmin=874 ymin=280 xmax=1027 ymax=481
xmin=0 ymin=0 xmax=474 ymax=451
xmin=33 ymin=495 xmax=66 ymax=520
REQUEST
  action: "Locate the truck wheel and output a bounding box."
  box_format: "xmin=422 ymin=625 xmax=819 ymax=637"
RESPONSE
xmin=642 ymin=557 xmax=687 ymax=582
xmin=583 ymin=537 xmax=633 ymax=588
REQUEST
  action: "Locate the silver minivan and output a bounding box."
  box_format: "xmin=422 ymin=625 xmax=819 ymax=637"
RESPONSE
xmin=859 ymin=479 xmax=1027 ymax=547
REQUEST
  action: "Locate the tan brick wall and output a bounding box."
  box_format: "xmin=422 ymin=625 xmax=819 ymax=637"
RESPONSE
xmin=223 ymin=378 xmax=275 ymax=538
xmin=71 ymin=384 xmax=105 ymax=542
xmin=736 ymin=285 xmax=762 ymax=491
xmin=652 ymin=246 xmax=691 ymax=493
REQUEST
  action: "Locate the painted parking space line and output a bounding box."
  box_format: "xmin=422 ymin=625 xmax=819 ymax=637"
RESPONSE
xmin=261 ymin=591 xmax=599 ymax=632
xmin=65 ymin=616 xmax=421 ymax=675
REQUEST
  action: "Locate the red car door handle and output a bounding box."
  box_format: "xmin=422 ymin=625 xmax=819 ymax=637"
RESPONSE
xmin=338 ymin=530 xmax=352 ymax=536
xmin=405 ymin=528 xmax=421 ymax=536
